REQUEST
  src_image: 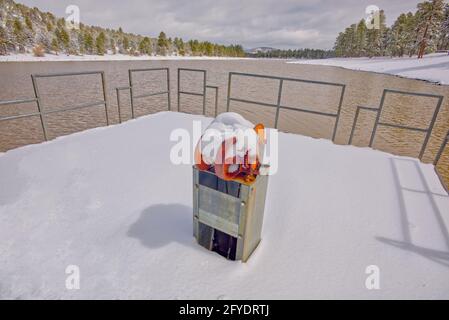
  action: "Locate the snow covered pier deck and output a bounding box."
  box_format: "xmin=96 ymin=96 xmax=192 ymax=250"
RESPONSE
xmin=1 ymin=111 xmax=448 ymax=299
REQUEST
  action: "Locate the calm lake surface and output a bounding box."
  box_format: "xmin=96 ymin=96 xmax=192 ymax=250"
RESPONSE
xmin=1 ymin=59 xmax=448 ymax=186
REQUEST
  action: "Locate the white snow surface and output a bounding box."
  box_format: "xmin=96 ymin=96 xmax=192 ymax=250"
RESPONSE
xmin=288 ymin=53 xmax=449 ymax=85
xmin=1 ymin=111 xmax=449 ymax=299
xmin=0 ymin=53 xmax=249 ymax=62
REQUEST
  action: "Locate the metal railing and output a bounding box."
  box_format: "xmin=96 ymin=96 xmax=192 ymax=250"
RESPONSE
xmin=0 ymin=71 xmax=109 ymax=141
xmin=1 ymin=68 xmax=448 ymax=188
xmin=349 ymin=89 xmax=444 ymax=162
xmin=226 ymin=72 xmax=346 ymax=142
xmin=116 ymin=68 xmax=171 ymax=123
xmin=348 ymin=106 xmax=378 ymax=145
xmin=177 ymin=68 xmax=219 ymax=116
xmin=206 ymin=85 xmax=219 ymax=117
xmin=434 ymin=130 xmax=449 ymax=166
xmin=177 ymin=68 xmax=206 ymax=115
xmin=0 ymin=97 xmax=45 ymax=139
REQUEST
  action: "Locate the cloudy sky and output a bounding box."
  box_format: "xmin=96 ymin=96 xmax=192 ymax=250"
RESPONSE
xmin=18 ymin=0 xmax=424 ymax=49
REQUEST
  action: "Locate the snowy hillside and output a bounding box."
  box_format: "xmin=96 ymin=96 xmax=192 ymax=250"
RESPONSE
xmin=1 ymin=112 xmax=448 ymax=299
xmin=0 ymin=0 xmax=245 ymax=58
xmin=288 ymin=53 xmax=449 ymax=84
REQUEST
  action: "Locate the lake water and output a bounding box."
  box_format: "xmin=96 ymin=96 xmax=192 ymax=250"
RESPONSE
xmin=1 ymin=59 xmax=448 ymax=187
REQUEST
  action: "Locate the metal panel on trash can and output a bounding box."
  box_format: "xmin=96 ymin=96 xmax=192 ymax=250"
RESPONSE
xmin=193 ymin=166 xmax=268 ymax=262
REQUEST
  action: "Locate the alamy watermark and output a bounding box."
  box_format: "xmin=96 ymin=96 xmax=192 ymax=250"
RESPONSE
xmin=65 ymin=5 xmax=80 ymax=30
xmin=365 ymin=5 xmax=380 ymax=30
xmin=169 ymin=120 xmax=279 ymax=176
xmin=65 ymin=265 xmax=80 ymax=290
xmin=365 ymin=265 xmax=380 ymax=290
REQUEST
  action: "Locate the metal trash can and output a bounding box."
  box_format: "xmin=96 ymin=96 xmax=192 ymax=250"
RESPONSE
xmin=193 ymin=166 xmax=269 ymax=262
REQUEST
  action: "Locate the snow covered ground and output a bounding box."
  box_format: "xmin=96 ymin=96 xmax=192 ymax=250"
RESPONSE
xmin=0 ymin=53 xmax=249 ymax=62
xmin=288 ymin=53 xmax=449 ymax=85
xmin=1 ymin=111 xmax=449 ymax=299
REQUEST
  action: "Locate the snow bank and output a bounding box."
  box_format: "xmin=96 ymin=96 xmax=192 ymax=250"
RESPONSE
xmin=0 ymin=111 xmax=448 ymax=299
xmin=288 ymin=53 xmax=449 ymax=85
xmin=0 ymin=53 xmax=249 ymax=62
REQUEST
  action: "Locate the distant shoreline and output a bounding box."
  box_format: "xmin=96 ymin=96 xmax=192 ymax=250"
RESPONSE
xmin=288 ymin=53 xmax=449 ymax=85
xmin=0 ymin=53 xmax=251 ymax=62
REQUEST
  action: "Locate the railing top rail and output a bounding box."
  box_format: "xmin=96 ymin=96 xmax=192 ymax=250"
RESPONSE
xmin=384 ymin=89 xmax=444 ymax=99
xmin=0 ymin=98 xmax=37 ymax=106
xmin=116 ymin=86 xmax=131 ymax=91
xmin=32 ymin=70 xmax=105 ymax=78
xmin=357 ymin=106 xmax=378 ymax=111
xmin=229 ymin=71 xmax=346 ymax=88
xmin=178 ymin=68 xmax=207 ymax=73
xmin=129 ymin=67 xmax=169 ymax=73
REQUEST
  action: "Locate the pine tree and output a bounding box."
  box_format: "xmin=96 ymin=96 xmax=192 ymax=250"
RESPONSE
xmin=95 ymin=32 xmax=106 ymax=55
xmin=110 ymin=38 xmax=116 ymax=54
xmin=13 ymin=18 xmax=22 ymax=37
xmin=46 ymin=21 xmax=53 ymax=32
xmin=0 ymin=25 xmax=7 ymax=55
xmin=355 ymin=20 xmax=367 ymax=56
xmin=334 ymin=32 xmax=347 ymax=57
xmin=78 ymin=32 xmax=85 ymax=54
xmin=437 ymin=3 xmax=449 ymax=50
xmin=55 ymin=27 xmax=70 ymax=50
xmin=205 ymin=41 xmax=213 ymax=56
xmin=365 ymin=10 xmax=387 ymax=57
xmin=25 ymin=15 xmax=33 ymax=31
xmin=12 ymin=18 xmax=26 ymax=49
xmin=174 ymin=37 xmax=185 ymax=55
xmin=157 ymin=31 xmax=168 ymax=55
xmin=387 ymin=13 xmax=417 ymax=57
xmin=122 ymin=36 xmax=129 ymax=52
xmin=51 ymin=37 xmax=59 ymax=54
xmin=138 ymin=37 xmax=151 ymax=55
xmin=56 ymin=17 xmax=65 ymax=28
xmin=84 ymin=31 xmax=94 ymax=54
xmin=188 ymin=39 xmax=200 ymax=56
xmin=416 ymin=0 xmax=445 ymax=58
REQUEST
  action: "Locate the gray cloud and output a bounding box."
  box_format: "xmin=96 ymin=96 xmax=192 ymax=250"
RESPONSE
xmin=17 ymin=0 xmax=424 ymax=49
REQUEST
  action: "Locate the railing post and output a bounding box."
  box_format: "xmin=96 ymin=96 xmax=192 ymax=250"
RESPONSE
xmin=116 ymin=88 xmax=122 ymax=124
xmin=369 ymin=89 xmax=386 ymax=148
xmin=30 ymin=74 xmax=48 ymax=141
xmin=206 ymin=86 xmax=219 ymax=117
xmin=333 ymin=85 xmax=346 ymax=142
xmin=420 ymin=95 xmax=444 ymax=160
xmin=177 ymin=68 xmax=181 ymax=112
xmin=202 ymin=71 xmax=207 ymax=116
xmin=274 ymin=79 xmax=283 ymax=129
xmin=167 ymin=68 xmax=171 ymax=111
xmin=100 ymin=72 xmax=109 ymax=126
xmin=214 ymin=87 xmax=219 ymax=117
xmin=128 ymin=69 xmax=135 ymax=119
xmin=434 ymin=130 xmax=449 ymax=165
xmin=349 ymin=107 xmax=362 ymax=145
xmin=349 ymin=106 xmax=378 ymax=145
xmin=226 ymin=73 xmax=232 ymax=112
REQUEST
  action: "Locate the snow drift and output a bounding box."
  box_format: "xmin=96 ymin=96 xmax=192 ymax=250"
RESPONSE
xmin=0 ymin=111 xmax=448 ymax=299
